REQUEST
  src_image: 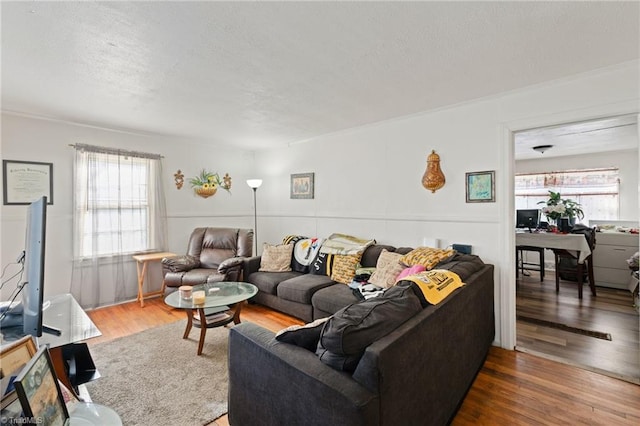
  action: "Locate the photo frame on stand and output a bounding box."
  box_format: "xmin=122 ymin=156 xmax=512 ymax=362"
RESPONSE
xmin=1 ymin=335 xmax=38 ymax=411
xmin=13 ymin=346 xmax=69 ymax=426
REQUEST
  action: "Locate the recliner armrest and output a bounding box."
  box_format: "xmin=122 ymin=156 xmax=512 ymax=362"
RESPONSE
xmin=162 ymin=255 xmax=200 ymax=273
xmin=218 ymin=257 xmax=245 ymax=274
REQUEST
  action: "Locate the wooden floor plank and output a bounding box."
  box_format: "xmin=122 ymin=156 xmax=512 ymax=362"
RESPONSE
xmin=86 ymin=295 xmax=640 ymax=425
xmin=516 ymin=272 xmax=640 ymax=383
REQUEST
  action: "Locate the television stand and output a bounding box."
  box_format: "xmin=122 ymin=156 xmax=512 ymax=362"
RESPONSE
xmin=43 ymin=323 xmax=62 ymax=336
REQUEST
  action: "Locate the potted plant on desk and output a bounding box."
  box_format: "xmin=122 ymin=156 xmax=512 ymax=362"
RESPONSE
xmin=538 ymin=191 xmax=584 ymax=233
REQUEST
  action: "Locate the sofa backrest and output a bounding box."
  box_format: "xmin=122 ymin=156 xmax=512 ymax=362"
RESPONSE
xmin=360 ymin=245 xmax=414 ymax=267
xmin=351 ymin=264 xmax=495 ymax=426
xmin=187 ymin=227 xmax=253 ymax=268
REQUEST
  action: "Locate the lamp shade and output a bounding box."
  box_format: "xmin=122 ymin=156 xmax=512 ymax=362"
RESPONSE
xmin=246 ymin=179 xmax=263 ymax=189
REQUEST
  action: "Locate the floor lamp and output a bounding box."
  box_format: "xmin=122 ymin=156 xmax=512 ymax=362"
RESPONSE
xmin=246 ymin=179 xmax=263 ymax=255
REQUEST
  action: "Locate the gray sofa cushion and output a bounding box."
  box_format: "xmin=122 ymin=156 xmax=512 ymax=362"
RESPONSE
xmin=247 ymin=271 xmax=302 ymax=295
xmin=277 ymin=274 xmax=336 ymax=304
xmin=436 ymin=253 xmax=485 ymax=280
xmin=311 ymin=284 xmax=360 ymax=317
xmin=316 ymin=282 xmax=423 ymax=372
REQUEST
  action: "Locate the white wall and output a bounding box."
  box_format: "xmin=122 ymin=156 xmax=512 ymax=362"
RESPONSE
xmin=251 ymin=61 xmax=640 ymax=348
xmin=516 ymin=149 xmax=639 ymax=221
xmin=2 ymin=61 xmax=638 ymax=348
xmin=0 ymin=113 xmax=255 ymax=301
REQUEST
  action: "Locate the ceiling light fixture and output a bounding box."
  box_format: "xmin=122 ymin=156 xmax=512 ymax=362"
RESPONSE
xmin=532 ymin=144 xmax=553 ymax=154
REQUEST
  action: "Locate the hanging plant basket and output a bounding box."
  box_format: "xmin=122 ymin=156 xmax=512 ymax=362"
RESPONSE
xmin=189 ymin=169 xmax=232 ymax=199
xmin=195 ymin=186 xmax=217 ymax=198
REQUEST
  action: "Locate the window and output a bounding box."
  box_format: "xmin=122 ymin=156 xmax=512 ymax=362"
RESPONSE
xmin=73 ymin=144 xmax=167 ymax=258
xmin=515 ymin=168 xmax=619 ymax=224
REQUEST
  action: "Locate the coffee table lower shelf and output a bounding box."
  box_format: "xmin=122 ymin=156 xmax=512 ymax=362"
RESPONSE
xmin=184 ymin=304 xmax=241 ymax=355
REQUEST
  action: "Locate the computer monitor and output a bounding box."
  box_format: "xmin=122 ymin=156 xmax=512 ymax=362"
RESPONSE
xmin=516 ymin=209 xmax=540 ymax=232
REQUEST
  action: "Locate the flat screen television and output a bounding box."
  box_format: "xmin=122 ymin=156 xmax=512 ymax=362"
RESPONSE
xmin=22 ymin=196 xmax=59 ymax=337
xmin=516 ymin=209 xmax=540 ymax=232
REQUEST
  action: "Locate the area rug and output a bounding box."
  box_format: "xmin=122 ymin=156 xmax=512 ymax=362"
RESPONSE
xmin=85 ymin=320 xmax=228 ymax=425
xmin=517 ymin=315 xmax=612 ymax=341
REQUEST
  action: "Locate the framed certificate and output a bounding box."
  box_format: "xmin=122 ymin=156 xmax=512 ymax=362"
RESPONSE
xmin=3 ymin=160 xmax=53 ymax=205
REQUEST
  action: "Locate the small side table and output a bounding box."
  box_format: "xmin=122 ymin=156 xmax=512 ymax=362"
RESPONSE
xmin=132 ymin=252 xmax=175 ymax=307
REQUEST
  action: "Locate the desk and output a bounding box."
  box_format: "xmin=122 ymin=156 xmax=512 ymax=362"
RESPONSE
xmin=133 ymin=251 xmax=175 ymax=307
xmin=516 ymin=232 xmax=591 ymax=264
xmin=516 ymin=231 xmax=596 ymax=298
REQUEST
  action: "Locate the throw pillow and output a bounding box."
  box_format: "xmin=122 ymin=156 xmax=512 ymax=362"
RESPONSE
xmin=275 ymin=317 xmax=330 ymax=351
xmin=369 ymin=249 xmax=405 ymax=289
xmin=316 ymin=282 xmax=423 ymax=372
xmin=259 ymin=243 xmax=294 ymax=272
xmin=396 ymin=264 xmax=426 ymax=281
xmin=399 ymin=247 xmax=455 ymax=270
xmin=330 ymin=253 xmax=362 ymax=285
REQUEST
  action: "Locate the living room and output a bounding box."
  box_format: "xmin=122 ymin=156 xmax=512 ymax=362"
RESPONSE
xmin=1 ymin=1 xmax=639 ymax=425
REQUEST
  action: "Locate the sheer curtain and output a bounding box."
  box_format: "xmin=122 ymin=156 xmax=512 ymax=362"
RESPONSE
xmin=70 ymin=144 xmax=168 ymax=308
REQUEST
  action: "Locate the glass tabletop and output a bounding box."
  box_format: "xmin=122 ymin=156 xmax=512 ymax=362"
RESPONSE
xmin=164 ymin=281 xmax=258 ymax=309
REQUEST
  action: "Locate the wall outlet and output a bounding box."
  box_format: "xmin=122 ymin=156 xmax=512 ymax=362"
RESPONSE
xmin=422 ymin=238 xmax=440 ymax=248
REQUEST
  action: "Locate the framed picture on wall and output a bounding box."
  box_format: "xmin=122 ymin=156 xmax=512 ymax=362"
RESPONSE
xmin=465 ymin=170 xmax=495 ymax=203
xmin=290 ymin=173 xmax=314 ymax=199
xmin=2 ymin=160 xmax=54 ymax=205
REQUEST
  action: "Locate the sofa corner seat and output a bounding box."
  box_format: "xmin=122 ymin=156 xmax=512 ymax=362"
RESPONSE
xmin=229 ymin=263 xmax=495 ymax=426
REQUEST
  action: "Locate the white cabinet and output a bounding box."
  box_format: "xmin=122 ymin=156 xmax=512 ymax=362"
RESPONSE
xmin=592 ymin=232 xmax=639 ymax=289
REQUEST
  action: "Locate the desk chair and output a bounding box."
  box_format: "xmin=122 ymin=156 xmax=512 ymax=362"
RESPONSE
xmin=552 ymin=226 xmax=597 ymax=299
xmin=516 ymin=245 xmax=545 ymax=282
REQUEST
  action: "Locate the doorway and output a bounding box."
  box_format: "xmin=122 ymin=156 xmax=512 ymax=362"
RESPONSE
xmin=513 ymin=114 xmax=640 ymax=384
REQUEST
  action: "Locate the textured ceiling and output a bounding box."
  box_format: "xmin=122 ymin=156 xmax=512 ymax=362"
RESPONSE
xmin=515 ymin=114 xmax=639 ymax=160
xmin=2 ymin=1 xmax=639 ymax=151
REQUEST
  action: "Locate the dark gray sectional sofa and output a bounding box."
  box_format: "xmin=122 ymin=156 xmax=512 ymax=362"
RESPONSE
xmin=229 ymin=258 xmax=495 ymax=425
xmin=242 ymin=244 xmax=413 ymax=322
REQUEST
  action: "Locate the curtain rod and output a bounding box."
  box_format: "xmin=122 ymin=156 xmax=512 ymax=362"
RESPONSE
xmin=69 ymin=143 xmax=164 ymax=159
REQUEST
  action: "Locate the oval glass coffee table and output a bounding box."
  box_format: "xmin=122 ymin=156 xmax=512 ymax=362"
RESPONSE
xmin=164 ymin=281 xmax=258 ymax=355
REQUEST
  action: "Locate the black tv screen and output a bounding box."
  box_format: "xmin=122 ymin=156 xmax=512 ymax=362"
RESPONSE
xmin=22 ymin=196 xmax=47 ymax=337
xmin=516 ymin=209 xmax=540 ymax=230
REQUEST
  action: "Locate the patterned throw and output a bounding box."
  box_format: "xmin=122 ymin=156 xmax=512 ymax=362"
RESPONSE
xmin=319 ymin=233 xmax=375 ymax=255
xmin=400 ymin=269 xmax=465 ymax=305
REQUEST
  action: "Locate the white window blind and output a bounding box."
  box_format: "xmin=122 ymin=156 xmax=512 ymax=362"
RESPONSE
xmin=515 ymin=168 xmax=619 ymax=224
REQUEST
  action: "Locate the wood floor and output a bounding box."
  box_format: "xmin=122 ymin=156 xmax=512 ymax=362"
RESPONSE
xmin=516 ymin=271 xmax=640 ymax=384
xmin=86 ymin=297 xmax=640 ymax=425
